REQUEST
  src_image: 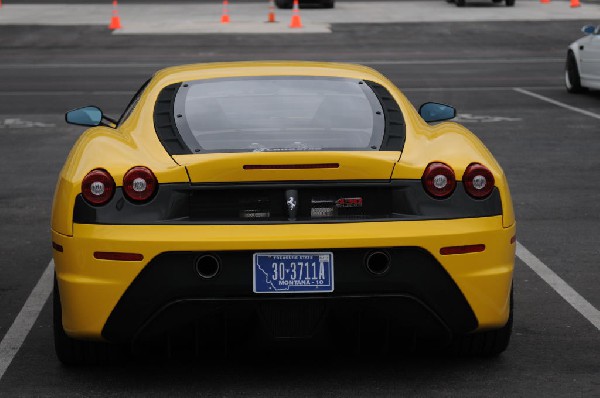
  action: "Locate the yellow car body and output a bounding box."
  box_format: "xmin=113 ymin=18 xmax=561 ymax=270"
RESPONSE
xmin=51 ymin=61 xmax=515 ymax=361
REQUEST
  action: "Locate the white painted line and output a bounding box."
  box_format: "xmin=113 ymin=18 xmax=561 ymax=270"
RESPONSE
xmin=517 ymin=242 xmax=600 ymax=331
xmin=401 ymin=86 xmax=563 ymax=92
xmin=0 ymin=58 xmax=564 ymax=69
xmin=0 ymin=260 xmax=54 ymax=381
xmin=514 ymin=87 xmax=600 ymax=120
xmin=0 ymin=91 xmax=135 ymax=96
xmin=0 ymin=64 xmax=165 ymax=69
xmin=0 ymin=245 xmax=597 ymax=383
xmin=360 ymin=58 xmax=564 ymax=66
xmin=0 ymin=87 xmax=565 ymax=97
xmin=1 ymin=2 xmax=599 ymax=28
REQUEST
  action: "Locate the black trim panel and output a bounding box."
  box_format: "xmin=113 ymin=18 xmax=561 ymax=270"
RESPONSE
xmin=153 ymin=83 xmax=191 ymax=155
xmin=73 ymin=180 xmax=502 ymax=225
xmin=365 ymin=80 xmax=406 ymax=151
xmin=101 ymin=247 xmax=478 ymax=343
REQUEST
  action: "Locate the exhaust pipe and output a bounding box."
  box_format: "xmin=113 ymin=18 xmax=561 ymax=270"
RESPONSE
xmin=365 ymin=251 xmax=391 ymax=275
xmin=195 ymin=254 xmax=221 ymax=279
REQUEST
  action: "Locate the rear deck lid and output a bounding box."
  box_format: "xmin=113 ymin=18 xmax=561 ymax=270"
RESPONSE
xmin=174 ymin=151 xmax=400 ymax=183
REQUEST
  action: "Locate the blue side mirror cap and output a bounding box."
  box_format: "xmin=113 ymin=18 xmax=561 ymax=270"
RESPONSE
xmin=65 ymin=106 xmax=103 ymax=127
xmin=582 ymin=25 xmax=596 ymax=35
xmin=419 ymin=102 xmax=456 ymax=123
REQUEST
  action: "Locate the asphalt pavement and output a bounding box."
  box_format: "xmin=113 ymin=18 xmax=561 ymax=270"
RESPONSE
xmin=0 ymin=0 xmax=599 ymax=396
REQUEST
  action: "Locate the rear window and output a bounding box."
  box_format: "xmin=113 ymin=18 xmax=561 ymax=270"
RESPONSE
xmin=172 ymin=77 xmax=385 ymax=153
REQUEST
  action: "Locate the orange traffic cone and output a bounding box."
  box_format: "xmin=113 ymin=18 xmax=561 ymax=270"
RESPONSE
xmin=108 ymin=0 xmax=122 ymax=30
xmin=570 ymin=0 xmax=581 ymax=7
xmin=289 ymin=0 xmax=303 ymax=29
xmin=221 ymin=0 xmax=230 ymax=24
xmin=266 ymin=0 xmax=277 ymax=23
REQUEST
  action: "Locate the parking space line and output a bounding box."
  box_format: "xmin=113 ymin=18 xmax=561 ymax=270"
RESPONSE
xmin=361 ymin=58 xmax=564 ymax=66
xmin=0 ymin=87 xmax=565 ymax=97
xmin=0 ymin=91 xmax=135 ymax=96
xmin=0 ymin=260 xmax=54 ymax=382
xmin=514 ymin=87 xmax=600 ymax=120
xmin=402 ymin=86 xmax=562 ymax=92
xmin=1 ymin=247 xmax=598 ymax=382
xmin=0 ymin=58 xmax=564 ymax=69
xmin=516 ymin=243 xmax=600 ymax=331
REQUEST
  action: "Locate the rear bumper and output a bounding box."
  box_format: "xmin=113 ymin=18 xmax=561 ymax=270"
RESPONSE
xmin=102 ymin=248 xmax=477 ymax=344
xmin=52 ymin=216 xmax=515 ymax=341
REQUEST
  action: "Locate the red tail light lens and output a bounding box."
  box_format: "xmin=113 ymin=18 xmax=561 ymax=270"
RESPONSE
xmin=82 ymin=169 xmax=115 ymax=206
xmin=422 ymin=162 xmax=456 ymax=198
xmin=123 ymin=166 xmax=158 ymax=202
xmin=463 ymin=163 xmax=495 ymax=199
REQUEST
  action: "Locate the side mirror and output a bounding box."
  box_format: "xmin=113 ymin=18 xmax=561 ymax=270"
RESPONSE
xmin=419 ymin=102 xmax=456 ymax=123
xmin=65 ymin=106 xmax=103 ymax=127
xmin=582 ymin=25 xmax=595 ymax=35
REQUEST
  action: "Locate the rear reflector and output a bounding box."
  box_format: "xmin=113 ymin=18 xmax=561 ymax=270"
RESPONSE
xmin=243 ymin=163 xmax=339 ymax=170
xmin=94 ymin=252 xmax=144 ymax=261
xmin=52 ymin=242 xmax=63 ymax=253
xmin=440 ymin=244 xmax=485 ymax=255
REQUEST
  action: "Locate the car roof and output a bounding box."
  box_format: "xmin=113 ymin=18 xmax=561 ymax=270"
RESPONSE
xmin=150 ymin=61 xmax=390 ymax=88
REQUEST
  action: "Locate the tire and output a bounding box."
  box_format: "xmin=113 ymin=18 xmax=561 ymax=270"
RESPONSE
xmin=565 ymin=51 xmax=585 ymax=94
xmin=275 ymin=0 xmax=293 ymax=9
xmin=456 ymin=0 xmax=466 ymax=7
xmin=54 ymin=276 xmax=123 ymax=365
xmin=505 ymin=0 xmax=515 ymax=6
xmin=448 ymin=288 xmax=513 ymax=357
xmin=322 ymin=0 xmax=335 ymax=8
xmin=492 ymin=0 xmax=503 ymax=2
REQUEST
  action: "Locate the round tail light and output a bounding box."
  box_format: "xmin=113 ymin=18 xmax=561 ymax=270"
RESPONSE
xmin=463 ymin=163 xmax=495 ymax=199
xmin=123 ymin=166 xmax=158 ymax=202
xmin=422 ymin=162 xmax=456 ymax=198
xmin=82 ymin=169 xmax=115 ymax=206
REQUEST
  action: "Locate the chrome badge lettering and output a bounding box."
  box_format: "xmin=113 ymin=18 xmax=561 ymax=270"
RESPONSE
xmin=336 ymin=197 xmax=363 ymax=208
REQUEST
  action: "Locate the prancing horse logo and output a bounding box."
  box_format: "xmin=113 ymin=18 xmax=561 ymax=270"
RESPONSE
xmin=287 ymin=197 xmax=296 ymax=211
xmin=285 ymin=189 xmax=298 ymax=220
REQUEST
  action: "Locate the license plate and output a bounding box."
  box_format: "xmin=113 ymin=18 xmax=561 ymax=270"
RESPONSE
xmin=253 ymin=252 xmax=334 ymax=294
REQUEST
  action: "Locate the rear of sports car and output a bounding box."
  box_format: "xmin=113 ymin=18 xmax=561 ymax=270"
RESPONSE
xmin=51 ymin=63 xmax=515 ymax=364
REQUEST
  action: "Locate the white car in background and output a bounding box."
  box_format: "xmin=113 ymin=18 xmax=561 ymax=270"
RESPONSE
xmin=566 ymin=24 xmax=600 ymax=93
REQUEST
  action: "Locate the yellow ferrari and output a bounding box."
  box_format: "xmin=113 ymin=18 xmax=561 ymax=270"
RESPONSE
xmin=51 ymin=61 xmax=515 ymax=364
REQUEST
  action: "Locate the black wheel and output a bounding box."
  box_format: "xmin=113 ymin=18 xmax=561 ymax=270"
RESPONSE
xmin=54 ymin=276 xmax=124 ymax=365
xmin=447 ymin=0 xmax=455 ymax=3
xmin=456 ymin=0 xmax=466 ymax=7
xmin=492 ymin=0 xmax=503 ymax=3
xmin=275 ymin=0 xmax=293 ymax=9
xmin=566 ymin=51 xmax=585 ymax=94
xmin=448 ymin=288 xmax=513 ymax=357
xmin=322 ymin=0 xmax=335 ymax=8
xmin=505 ymin=0 xmax=515 ymax=6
